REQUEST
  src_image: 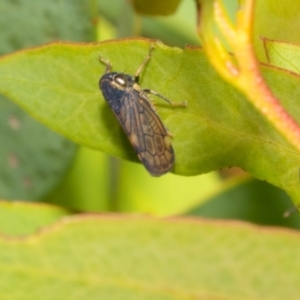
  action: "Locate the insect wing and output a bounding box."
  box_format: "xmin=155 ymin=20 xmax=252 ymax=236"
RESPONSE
xmin=117 ymin=91 xmax=174 ymax=176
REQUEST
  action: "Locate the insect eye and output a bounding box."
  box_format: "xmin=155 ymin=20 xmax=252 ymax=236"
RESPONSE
xmin=114 ymin=74 xmax=127 ymax=87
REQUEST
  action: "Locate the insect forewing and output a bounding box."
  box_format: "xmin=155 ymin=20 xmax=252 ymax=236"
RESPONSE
xmin=117 ymin=90 xmax=174 ymax=176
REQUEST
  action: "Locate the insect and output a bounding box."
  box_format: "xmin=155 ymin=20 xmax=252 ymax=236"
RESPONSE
xmin=99 ymin=45 xmax=186 ymax=176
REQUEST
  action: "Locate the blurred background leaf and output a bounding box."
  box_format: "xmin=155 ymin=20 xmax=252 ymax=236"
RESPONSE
xmin=98 ymin=0 xmax=200 ymax=46
xmin=132 ymin=0 xmax=181 ymax=16
xmin=0 ymin=204 xmax=299 ymax=300
xmin=0 ymin=98 xmax=75 ymax=200
xmin=0 ymin=0 xmax=98 ymax=200
xmin=254 ymin=1 xmax=300 ymax=62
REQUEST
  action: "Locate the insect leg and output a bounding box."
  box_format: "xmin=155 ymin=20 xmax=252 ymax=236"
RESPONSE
xmin=99 ymin=56 xmax=112 ymax=73
xmin=134 ymin=44 xmax=155 ymax=82
xmin=143 ymin=89 xmax=187 ymax=107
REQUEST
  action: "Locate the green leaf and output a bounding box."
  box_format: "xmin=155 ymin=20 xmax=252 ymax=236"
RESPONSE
xmin=263 ymin=38 xmax=300 ymax=73
xmin=254 ymin=0 xmax=300 ymax=61
xmin=0 ymin=39 xmax=300 ymax=205
xmin=0 ymin=201 xmax=300 ymax=299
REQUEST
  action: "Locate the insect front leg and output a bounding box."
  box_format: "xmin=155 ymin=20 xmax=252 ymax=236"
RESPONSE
xmin=134 ymin=45 xmax=155 ymax=83
xmin=99 ymin=56 xmax=112 ymax=73
xmin=143 ymin=89 xmax=187 ymax=107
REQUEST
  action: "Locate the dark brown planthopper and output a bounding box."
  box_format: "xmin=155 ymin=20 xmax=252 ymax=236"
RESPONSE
xmin=99 ymin=45 xmax=186 ymax=176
